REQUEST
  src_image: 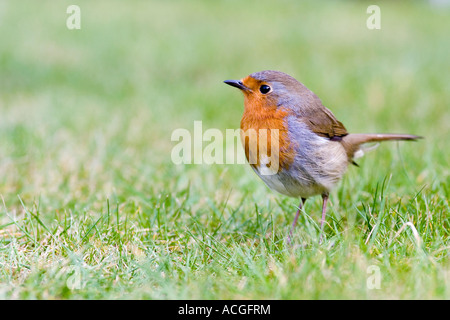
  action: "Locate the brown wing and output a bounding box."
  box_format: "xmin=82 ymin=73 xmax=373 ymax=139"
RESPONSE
xmin=293 ymin=93 xmax=348 ymax=140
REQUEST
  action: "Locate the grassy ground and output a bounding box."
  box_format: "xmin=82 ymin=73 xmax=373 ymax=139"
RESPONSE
xmin=0 ymin=0 xmax=449 ymax=299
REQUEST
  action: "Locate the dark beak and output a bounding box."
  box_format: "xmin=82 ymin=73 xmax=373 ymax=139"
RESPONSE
xmin=224 ymin=79 xmax=248 ymax=91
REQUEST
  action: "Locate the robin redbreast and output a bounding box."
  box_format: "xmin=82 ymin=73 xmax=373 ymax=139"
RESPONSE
xmin=224 ymin=70 xmax=422 ymax=243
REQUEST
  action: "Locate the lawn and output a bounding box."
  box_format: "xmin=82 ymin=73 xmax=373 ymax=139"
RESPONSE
xmin=0 ymin=0 xmax=449 ymax=299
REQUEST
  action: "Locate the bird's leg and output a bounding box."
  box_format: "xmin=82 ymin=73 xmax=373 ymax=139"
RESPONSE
xmin=287 ymin=198 xmax=306 ymax=244
xmin=319 ymin=193 xmax=329 ymax=244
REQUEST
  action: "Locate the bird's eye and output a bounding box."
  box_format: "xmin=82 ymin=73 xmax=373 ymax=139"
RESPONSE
xmin=259 ymin=85 xmax=271 ymax=94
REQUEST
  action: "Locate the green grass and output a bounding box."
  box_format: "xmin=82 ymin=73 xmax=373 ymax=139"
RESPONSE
xmin=0 ymin=0 xmax=449 ymax=299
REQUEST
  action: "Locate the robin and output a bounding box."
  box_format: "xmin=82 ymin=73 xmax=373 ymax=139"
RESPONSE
xmin=224 ymin=70 xmax=422 ymax=243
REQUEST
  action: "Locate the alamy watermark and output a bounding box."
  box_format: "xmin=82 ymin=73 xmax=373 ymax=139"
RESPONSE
xmin=367 ymin=265 xmax=381 ymax=289
xmin=66 ymin=5 xmax=81 ymax=30
xmin=367 ymin=5 xmax=381 ymax=30
xmin=65 ymin=5 xmax=380 ymax=31
xmin=171 ymin=121 xmax=280 ymax=175
xmin=65 ymin=265 xmax=85 ymax=290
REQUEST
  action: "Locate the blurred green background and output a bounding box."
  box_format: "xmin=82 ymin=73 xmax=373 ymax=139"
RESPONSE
xmin=0 ymin=0 xmax=449 ymax=299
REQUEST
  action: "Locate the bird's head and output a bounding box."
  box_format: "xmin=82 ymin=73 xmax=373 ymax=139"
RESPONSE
xmin=224 ymin=70 xmax=313 ymax=114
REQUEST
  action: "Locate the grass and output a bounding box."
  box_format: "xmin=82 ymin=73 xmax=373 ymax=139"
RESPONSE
xmin=0 ymin=0 xmax=449 ymax=299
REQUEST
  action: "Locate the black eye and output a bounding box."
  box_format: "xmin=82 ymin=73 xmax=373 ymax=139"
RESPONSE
xmin=259 ymin=85 xmax=271 ymax=94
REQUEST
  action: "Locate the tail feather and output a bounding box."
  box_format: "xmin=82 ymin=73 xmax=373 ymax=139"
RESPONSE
xmin=341 ymin=133 xmax=423 ymax=160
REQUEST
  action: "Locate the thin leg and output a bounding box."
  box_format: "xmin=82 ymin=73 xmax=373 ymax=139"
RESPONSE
xmin=288 ymin=198 xmax=306 ymax=244
xmin=319 ymin=193 xmax=329 ymax=243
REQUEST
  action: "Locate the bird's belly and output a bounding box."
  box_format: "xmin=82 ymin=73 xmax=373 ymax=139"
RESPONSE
xmin=253 ymin=167 xmax=325 ymax=198
xmin=252 ymin=120 xmax=349 ymax=198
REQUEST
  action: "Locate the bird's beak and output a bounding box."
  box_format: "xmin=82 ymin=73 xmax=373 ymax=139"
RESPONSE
xmin=223 ymin=79 xmax=249 ymax=91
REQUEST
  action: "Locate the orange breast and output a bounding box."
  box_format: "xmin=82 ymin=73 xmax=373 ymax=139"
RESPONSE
xmin=240 ymin=96 xmax=295 ymax=172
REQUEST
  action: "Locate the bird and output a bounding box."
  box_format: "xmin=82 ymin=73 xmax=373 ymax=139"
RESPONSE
xmin=224 ymin=70 xmax=422 ymax=243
